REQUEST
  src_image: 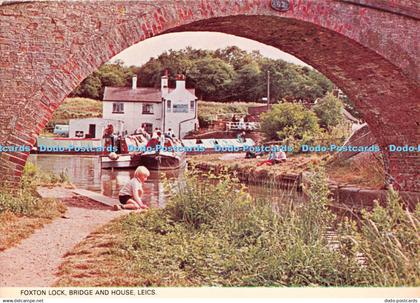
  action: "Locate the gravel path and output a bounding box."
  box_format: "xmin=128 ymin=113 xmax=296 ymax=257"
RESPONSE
xmin=0 ymin=188 xmax=128 ymax=287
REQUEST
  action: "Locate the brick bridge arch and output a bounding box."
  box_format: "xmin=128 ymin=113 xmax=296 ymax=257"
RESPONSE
xmin=0 ymin=1 xmax=419 ymax=191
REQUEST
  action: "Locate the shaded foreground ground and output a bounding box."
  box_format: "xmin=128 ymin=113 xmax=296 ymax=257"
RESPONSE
xmin=0 ymin=201 xmax=66 ymax=252
xmin=0 ymin=191 xmax=125 ymax=287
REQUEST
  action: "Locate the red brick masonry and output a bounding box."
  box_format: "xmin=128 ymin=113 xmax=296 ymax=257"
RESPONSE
xmin=0 ymin=0 xmax=418 ymax=190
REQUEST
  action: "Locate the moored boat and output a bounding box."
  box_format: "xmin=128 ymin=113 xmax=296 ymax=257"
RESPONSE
xmin=100 ymin=153 xmax=141 ymax=169
xmin=100 ymin=135 xmax=186 ymax=170
xmin=139 ymin=150 xmax=186 ymax=170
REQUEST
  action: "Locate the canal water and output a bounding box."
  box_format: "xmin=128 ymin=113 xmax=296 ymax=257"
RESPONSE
xmin=29 ymin=154 xmax=298 ymax=208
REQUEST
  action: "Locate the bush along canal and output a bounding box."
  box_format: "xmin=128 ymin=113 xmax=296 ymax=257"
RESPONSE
xmin=55 ymin=166 xmax=419 ymax=287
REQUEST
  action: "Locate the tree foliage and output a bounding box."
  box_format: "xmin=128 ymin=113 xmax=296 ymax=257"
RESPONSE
xmin=260 ymin=103 xmax=320 ymax=142
xmin=71 ymin=46 xmax=335 ymax=103
xmin=313 ymin=92 xmax=344 ymax=130
xmin=71 ymin=61 xmax=136 ymax=99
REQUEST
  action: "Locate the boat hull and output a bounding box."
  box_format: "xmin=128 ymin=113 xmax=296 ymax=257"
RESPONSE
xmin=100 ymin=152 xmax=186 ymax=170
xmin=139 ymin=153 xmax=186 ymax=170
xmin=100 ymin=154 xmax=141 ymax=169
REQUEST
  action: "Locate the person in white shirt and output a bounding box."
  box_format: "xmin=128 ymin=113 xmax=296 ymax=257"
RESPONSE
xmin=257 ymin=146 xmax=287 ymax=166
xmin=114 ymin=166 xmax=150 ymax=210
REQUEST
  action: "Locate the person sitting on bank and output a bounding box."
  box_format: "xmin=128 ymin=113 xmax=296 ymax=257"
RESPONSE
xmin=114 ymin=166 xmax=150 ymax=211
xmin=256 ymin=147 xmax=287 ymax=166
xmin=245 ymin=141 xmax=263 ymax=159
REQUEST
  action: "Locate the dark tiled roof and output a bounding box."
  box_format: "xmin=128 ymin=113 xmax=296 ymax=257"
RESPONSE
xmin=103 ymin=87 xmax=196 ymax=103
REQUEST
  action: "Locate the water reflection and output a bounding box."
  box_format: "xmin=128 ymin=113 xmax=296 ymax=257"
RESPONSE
xmin=29 ymin=154 xmax=300 ymax=208
xmin=28 ymin=154 xmax=183 ymax=208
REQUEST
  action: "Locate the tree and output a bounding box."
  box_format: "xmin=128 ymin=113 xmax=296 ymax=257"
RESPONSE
xmin=313 ymin=92 xmax=344 ymax=130
xmin=69 ymin=47 xmax=337 ymax=103
xmin=188 ymin=57 xmax=236 ymax=100
xmin=79 ymin=75 xmax=102 ymax=99
xmin=72 ymin=62 xmax=133 ymax=99
xmin=214 ymin=46 xmax=254 ymax=70
xmin=260 ymin=103 xmax=320 ymax=142
xmin=229 ymin=62 xmax=261 ymax=101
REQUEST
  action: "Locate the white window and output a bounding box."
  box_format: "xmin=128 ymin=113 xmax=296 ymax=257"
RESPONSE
xmin=190 ymin=100 xmax=195 ymax=111
xmin=112 ymin=102 xmax=124 ymax=113
xmin=142 ymin=103 xmax=154 ymax=115
xmin=167 ymin=100 xmax=171 ymax=112
xmin=173 ymin=104 xmax=188 ymax=113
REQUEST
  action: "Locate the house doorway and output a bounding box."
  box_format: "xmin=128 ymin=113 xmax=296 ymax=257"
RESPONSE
xmin=88 ymin=124 xmax=96 ymax=138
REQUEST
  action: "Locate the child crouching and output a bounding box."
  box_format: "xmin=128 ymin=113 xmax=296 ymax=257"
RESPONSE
xmin=114 ymin=166 xmax=150 ymax=211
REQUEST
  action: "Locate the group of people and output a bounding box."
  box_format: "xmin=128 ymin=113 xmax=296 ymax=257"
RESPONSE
xmin=256 ymin=148 xmax=287 ymax=166
xmin=104 ymin=123 xmax=179 ymax=150
xmin=245 ymin=143 xmax=287 ymax=166
xmin=134 ymin=124 xmax=177 ymax=141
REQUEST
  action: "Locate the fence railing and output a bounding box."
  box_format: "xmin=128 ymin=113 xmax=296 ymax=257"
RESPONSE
xmin=226 ymin=122 xmax=260 ymax=131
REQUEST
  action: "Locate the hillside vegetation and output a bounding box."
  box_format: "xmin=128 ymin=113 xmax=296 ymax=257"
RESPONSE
xmin=71 ymin=46 xmax=334 ymax=103
xmin=46 ymin=98 xmax=102 ymax=130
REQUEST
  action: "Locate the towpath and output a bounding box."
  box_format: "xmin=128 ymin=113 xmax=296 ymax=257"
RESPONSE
xmin=0 ymin=187 xmax=127 ymax=287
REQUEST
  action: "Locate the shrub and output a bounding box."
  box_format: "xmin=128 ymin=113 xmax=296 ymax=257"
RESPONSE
xmin=260 ymin=102 xmax=320 ymax=151
xmin=313 ymin=92 xmax=344 ymax=130
xmin=0 ymin=162 xmax=68 ymax=216
xmin=165 ymin=170 xmax=252 ymax=229
xmin=338 ymin=190 xmax=420 ymax=286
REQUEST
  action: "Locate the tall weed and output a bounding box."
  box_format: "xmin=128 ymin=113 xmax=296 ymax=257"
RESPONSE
xmin=0 ymin=162 xmax=68 ymax=216
xmin=120 ymin=167 xmax=419 ymax=286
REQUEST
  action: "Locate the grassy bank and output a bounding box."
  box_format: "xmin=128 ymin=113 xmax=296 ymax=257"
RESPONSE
xmin=45 ymin=97 xmax=102 ymax=131
xmin=55 ymin=169 xmax=419 ymax=287
xmin=326 ymin=153 xmax=385 ymax=189
xmin=188 ymin=153 xmax=324 ymax=179
xmin=189 ymin=152 xmax=384 ymax=189
xmin=198 ymin=101 xmax=261 ymax=125
xmin=0 ymin=162 xmax=68 ymax=251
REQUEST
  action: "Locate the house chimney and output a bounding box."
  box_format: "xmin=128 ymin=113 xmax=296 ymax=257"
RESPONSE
xmin=132 ymin=75 xmax=137 ymax=90
xmin=161 ymin=69 xmax=169 ymax=95
xmin=175 ymin=74 xmax=185 ymax=90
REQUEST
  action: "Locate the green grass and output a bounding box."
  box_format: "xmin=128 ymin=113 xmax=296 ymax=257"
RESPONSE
xmin=198 ymin=101 xmax=261 ymax=123
xmin=0 ymin=161 xmax=69 ymax=216
xmin=54 ymin=167 xmax=419 ymax=287
xmin=0 ymin=162 xmax=68 ymax=251
xmin=47 ymin=97 xmax=102 ymax=128
xmin=112 ymin=168 xmax=419 ymax=286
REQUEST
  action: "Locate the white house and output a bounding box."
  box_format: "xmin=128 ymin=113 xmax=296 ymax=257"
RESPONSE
xmin=68 ymin=118 xmax=124 ymax=139
xmin=102 ymin=74 xmax=198 ymax=138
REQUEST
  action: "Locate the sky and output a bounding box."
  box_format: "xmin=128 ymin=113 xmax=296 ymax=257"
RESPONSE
xmin=111 ymin=32 xmax=309 ymax=67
